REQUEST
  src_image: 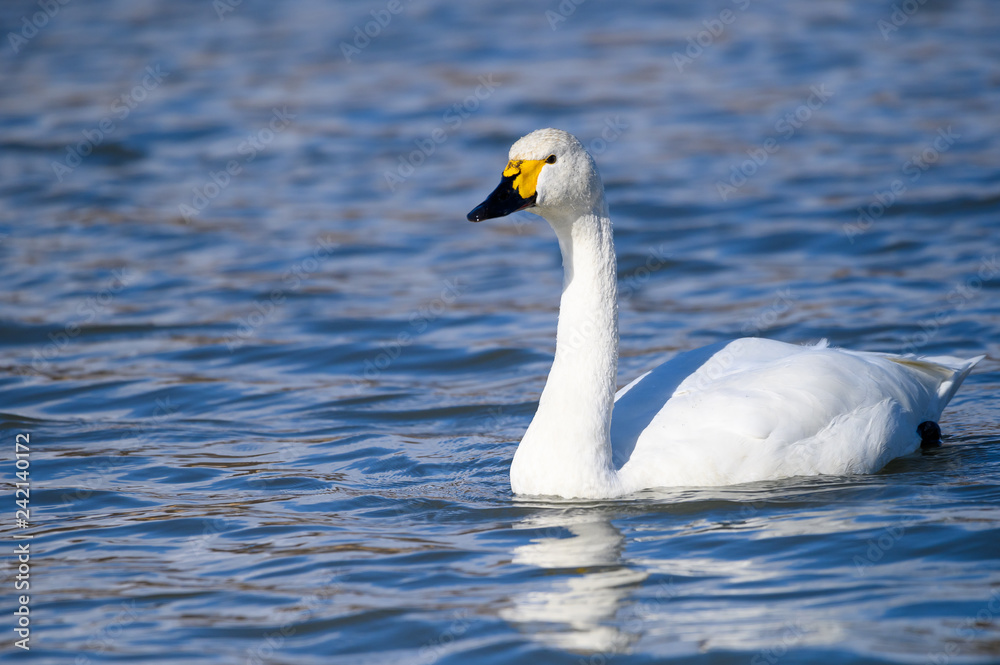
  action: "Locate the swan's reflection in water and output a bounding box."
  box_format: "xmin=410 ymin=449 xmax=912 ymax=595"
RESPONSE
xmin=501 ymin=508 xmax=647 ymax=653
xmin=499 ymin=486 xmax=906 ymax=656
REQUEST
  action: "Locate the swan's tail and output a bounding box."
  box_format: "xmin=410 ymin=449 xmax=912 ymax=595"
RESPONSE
xmin=922 ymin=353 xmax=984 ymax=407
xmin=889 ymin=353 xmax=984 ymax=416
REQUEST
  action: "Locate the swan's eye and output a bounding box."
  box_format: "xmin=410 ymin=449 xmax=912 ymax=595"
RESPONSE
xmin=546 ymin=154 xmax=557 ymax=164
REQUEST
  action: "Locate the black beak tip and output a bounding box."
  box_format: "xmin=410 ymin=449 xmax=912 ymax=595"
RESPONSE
xmin=467 ymin=176 xmax=535 ymax=223
xmin=467 ymin=198 xmax=504 ymax=222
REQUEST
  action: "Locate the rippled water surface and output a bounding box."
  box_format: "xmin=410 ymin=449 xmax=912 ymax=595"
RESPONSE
xmin=1 ymin=1 xmax=999 ymax=663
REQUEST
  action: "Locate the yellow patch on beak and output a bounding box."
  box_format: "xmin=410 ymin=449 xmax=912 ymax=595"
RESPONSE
xmin=502 ymin=159 xmax=547 ymax=200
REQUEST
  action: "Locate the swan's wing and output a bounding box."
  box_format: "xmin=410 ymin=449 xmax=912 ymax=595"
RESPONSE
xmin=611 ymin=338 xmax=980 ymax=487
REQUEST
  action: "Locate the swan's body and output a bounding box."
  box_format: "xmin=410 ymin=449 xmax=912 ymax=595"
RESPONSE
xmin=467 ymin=128 xmax=981 ymax=499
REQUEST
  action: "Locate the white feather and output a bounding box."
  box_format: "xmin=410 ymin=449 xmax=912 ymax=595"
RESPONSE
xmin=613 ymin=338 xmax=980 ymax=490
xmin=475 ymin=129 xmax=982 ymax=499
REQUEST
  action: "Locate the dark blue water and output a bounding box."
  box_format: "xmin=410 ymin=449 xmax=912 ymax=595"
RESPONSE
xmin=1 ymin=0 xmax=999 ymax=663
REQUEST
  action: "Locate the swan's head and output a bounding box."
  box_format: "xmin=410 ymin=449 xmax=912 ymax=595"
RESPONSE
xmin=467 ymin=128 xmax=604 ymax=223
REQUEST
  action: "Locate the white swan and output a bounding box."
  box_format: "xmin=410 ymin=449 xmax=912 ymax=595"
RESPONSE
xmin=467 ymin=128 xmax=982 ymax=499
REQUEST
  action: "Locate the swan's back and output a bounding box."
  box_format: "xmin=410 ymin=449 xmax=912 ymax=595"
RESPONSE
xmin=612 ymin=338 xmax=980 ymax=489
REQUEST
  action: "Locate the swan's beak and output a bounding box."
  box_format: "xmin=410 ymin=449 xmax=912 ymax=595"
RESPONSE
xmin=467 ymin=158 xmax=544 ymax=222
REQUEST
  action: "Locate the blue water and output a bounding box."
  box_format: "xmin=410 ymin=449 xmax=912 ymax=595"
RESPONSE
xmin=1 ymin=0 xmax=999 ymax=663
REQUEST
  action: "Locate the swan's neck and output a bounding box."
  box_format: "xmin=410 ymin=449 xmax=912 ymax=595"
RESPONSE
xmin=511 ymin=203 xmax=622 ymax=497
